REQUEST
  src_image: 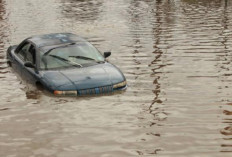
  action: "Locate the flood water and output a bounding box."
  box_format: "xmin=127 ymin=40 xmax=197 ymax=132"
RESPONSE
xmin=0 ymin=0 xmax=232 ymax=156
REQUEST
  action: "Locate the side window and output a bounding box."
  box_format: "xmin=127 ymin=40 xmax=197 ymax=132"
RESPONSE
xmin=26 ymin=45 xmax=36 ymax=64
xmin=17 ymin=43 xmax=31 ymax=61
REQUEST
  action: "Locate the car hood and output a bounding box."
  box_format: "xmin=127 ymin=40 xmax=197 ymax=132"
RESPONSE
xmin=40 ymin=63 xmax=125 ymax=91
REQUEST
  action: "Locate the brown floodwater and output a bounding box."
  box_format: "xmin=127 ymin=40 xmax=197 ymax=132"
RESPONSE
xmin=0 ymin=0 xmax=232 ymax=156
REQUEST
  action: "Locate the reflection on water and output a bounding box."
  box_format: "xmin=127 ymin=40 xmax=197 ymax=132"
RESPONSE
xmin=0 ymin=0 xmax=232 ymax=156
xmin=60 ymin=0 xmax=103 ymax=22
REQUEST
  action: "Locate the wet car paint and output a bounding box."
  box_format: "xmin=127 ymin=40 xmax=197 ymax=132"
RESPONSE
xmin=7 ymin=33 xmax=127 ymax=95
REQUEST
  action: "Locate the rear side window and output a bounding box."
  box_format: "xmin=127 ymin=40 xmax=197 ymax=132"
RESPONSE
xmin=17 ymin=43 xmax=31 ymax=61
xmin=26 ymin=45 xmax=36 ymax=64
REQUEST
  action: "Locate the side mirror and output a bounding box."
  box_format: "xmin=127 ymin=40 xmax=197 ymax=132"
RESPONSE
xmin=104 ymin=52 xmax=111 ymax=58
xmin=24 ymin=61 xmax=35 ymax=68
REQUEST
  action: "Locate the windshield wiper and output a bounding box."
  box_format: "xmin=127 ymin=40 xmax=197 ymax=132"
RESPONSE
xmin=69 ymin=55 xmax=96 ymax=61
xmin=45 ymin=42 xmax=76 ymax=55
xmin=49 ymin=55 xmax=82 ymax=67
xmin=97 ymin=61 xmax=105 ymax=64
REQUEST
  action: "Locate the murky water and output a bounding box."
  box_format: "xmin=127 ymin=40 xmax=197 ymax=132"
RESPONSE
xmin=0 ymin=0 xmax=232 ymax=156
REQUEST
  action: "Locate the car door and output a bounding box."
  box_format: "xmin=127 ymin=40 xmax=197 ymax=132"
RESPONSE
xmin=13 ymin=42 xmax=31 ymax=76
xmin=21 ymin=44 xmax=39 ymax=84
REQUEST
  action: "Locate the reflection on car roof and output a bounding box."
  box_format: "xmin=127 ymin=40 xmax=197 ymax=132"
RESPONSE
xmin=28 ymin=33 xmax=87 ymax=49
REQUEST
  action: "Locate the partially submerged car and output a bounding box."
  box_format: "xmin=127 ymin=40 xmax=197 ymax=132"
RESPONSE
xmin=7 ymin=33 xmax=127 ymax=96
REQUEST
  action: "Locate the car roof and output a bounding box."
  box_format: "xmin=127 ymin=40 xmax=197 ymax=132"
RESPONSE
xmin=27 ymin=33 xmax=87 ymax=51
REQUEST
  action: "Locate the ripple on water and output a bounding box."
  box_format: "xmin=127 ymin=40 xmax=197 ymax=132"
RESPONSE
xmin=0 ymin=0 xmax=232 ymax=156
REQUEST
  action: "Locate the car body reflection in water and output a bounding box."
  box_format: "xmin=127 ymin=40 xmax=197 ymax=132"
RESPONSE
xmin=0 ymin=0 xmax=232 ymax=156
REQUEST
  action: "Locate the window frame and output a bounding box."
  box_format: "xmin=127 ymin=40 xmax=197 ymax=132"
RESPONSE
xmin=15 ymin=40 xmax=39 ymax=70
xmin=26 ymin=44 xmax=36 ymax=64
xmin=16 ymin=41 xmax=31 ymax=61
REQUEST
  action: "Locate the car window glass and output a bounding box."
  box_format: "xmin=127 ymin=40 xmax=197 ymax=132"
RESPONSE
xmin=39 ymin=42 xmax=104 ymax=70
xmin=26 ymin=45 xmax=36 ymax=64
xmin=17 ymin=43 xmax=31 ymax=61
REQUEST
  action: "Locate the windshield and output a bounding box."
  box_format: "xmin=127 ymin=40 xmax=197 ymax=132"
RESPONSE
xmin=40 ymin=42 xmax=104 ymax=70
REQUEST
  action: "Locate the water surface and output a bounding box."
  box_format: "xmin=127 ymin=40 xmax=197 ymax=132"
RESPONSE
xmin=0 ymin=0 xmax=232 ymax=156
